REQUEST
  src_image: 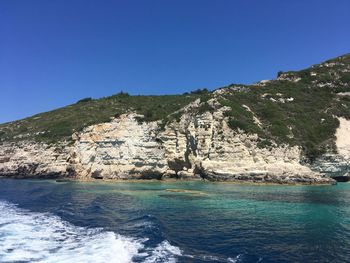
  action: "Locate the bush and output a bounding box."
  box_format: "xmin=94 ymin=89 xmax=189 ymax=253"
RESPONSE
xmin=340 ymin=73 xmax=350 ymax=83
xmin=197 ymin=102 xmax=214 ymax=114
xmin=77 ymin=97 xmax=92 ymax=103
xmin=117 ymin=91 xmax=129 ymax=96
xmin=191 ymin=88 xmax=209 ymax=95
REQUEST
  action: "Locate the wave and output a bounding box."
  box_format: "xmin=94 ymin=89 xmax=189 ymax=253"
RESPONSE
xmin=0 ymin=201 xmax=181 ymax=263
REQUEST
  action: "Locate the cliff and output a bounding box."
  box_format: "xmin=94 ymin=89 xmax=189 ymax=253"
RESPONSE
xmin=1 ymin=54 xmax=350 ymax=184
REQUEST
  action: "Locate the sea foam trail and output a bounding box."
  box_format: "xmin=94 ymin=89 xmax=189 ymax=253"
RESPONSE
xmin=0 ymin=201 xmax=181 ymax=263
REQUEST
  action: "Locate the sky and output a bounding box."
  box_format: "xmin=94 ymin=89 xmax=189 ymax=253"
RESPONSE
xmin=0 ymin=0 xmax=350 ymax=123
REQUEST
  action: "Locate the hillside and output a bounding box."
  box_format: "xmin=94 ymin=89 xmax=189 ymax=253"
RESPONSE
xmin=0 ymin=54 xmax=349 ymax=184
xmin=1 ymin=54 xmax=350 ymax=159
xmin=0 ymin=94 xmax=202 ymax=143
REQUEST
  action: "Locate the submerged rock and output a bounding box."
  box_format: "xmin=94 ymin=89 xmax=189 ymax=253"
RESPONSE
xmin=165 ymin=189 xmax=205 ymax=195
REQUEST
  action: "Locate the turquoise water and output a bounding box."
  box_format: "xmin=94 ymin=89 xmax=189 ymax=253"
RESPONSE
xmin=0 ymin=179 xmax=350 ymax=262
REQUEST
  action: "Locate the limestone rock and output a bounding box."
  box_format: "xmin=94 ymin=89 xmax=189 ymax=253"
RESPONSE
xmin=71 ymin=113 xmax=167 ymax=179
xmin=0 ymin=109 xmax=337 ymax=184
xmin=0 ymin=142 xmax=72 ymax=178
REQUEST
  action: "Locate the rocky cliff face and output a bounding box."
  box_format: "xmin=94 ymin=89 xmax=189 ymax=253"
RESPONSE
xmin=0 ymin=142 xmax=71 ymax=178
xmin=1 ymin=54 xmax=350 ymax=184
xmin=311 ymin=117 xmax=350 ymax=177
xmin=70 ymin=113 xmax=167 ymax=179
xmin=159 ymin=99 xmax=331 ymax=183
xmin=0 ymin=100 xmax=336 ymax=184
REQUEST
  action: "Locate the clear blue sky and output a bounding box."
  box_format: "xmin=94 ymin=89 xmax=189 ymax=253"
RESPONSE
xmin=1 ymin=0 xmax=349 ymax=123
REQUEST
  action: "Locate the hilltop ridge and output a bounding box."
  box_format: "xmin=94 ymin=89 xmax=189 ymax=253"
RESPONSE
xmin=1 ymin=53 xmax=350 ymax=159
xmin=0 ymin=54 xmax=349 ymax=183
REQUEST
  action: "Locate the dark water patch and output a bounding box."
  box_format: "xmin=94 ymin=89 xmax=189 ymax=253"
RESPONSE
xmin=158 ymin=193 xmax=207 ymax=201
xmin=0 ymin=179 xmax=350 ymax=262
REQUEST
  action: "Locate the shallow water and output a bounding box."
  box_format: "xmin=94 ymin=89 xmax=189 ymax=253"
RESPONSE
xmin=0 ymin=179 xmax=349 ymax=262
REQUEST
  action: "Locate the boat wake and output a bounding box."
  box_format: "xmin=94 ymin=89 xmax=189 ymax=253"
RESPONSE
xmin=0 ymin=201 xmax=181 ymax=263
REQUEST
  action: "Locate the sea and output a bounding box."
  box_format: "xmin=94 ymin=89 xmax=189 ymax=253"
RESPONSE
xmin=0 ymin=179 xmax=349 ymax=263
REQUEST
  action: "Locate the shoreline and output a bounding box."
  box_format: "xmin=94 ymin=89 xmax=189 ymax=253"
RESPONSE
xmin=0 ymin=175 xmax=337 ymax=186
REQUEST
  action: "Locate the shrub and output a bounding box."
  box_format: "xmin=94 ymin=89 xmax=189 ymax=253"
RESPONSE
xmin=77 ymin=97 xmax=92 ymax=103
xmin=191 ymin=88 xmax=209 ymax=95
xmin=197 ymin=102 xmax=214 ymax=114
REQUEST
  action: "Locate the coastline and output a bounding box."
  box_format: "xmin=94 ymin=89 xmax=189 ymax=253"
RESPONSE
xmin=0 ymin=175 xmax=337 ymax=186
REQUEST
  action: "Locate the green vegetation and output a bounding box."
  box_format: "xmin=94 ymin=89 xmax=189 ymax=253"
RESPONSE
xmin=196 ymin=102 xmax=214 ymax=115
xmin=0 ymin=93 xmax=199 ymax=143
xmin=77 ymin=97 xmax=93 ymax=103
xmin=216 ymin=53 xmax=350 ymax=157
xmin=190 ymin=88 xmax=209 ymax=95
xmin=1 ymin=53 xmax=349 ymax=160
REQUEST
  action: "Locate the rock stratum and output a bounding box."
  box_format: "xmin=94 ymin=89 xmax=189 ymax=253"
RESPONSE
xmin=1 ymin=54 xmax=350 ymax=184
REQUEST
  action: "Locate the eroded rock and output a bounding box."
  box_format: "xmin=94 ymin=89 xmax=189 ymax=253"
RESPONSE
xmin=0 ymin=109 xmax=337 ymax=184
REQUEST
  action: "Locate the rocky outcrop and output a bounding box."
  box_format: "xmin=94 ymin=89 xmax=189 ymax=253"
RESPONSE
xmin=2 ymin=54 xmax=350 ymax=184
xmin=159 ymin=100 xmax=333 ymax=184
xmin=0 ymin=142 xmax=72 ymax=178
xmin=70 ymin=113 xmax=167 ymax=179
xmin=310 ymin=118 xmax=350 ymax=179
xmin=336 ymin=117 xmax=350 ymax=160
xmin=0 ymin=103 xmax=335 ymax=184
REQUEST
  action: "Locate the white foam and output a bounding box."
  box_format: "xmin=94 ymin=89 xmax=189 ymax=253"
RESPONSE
xmin=143 ymin=240 xmax=182 ymax=263
xmin=0 ymin=201 xmax=181 ymax=263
